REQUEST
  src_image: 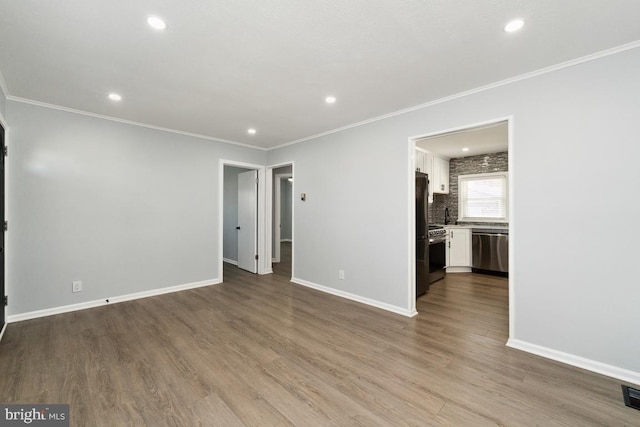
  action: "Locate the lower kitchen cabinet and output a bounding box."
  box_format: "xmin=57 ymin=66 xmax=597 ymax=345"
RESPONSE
xmin=446 ymin=227 xmax=472 ymax=272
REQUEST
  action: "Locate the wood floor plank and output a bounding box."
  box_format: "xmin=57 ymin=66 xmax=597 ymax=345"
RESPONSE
xmin=189 ymin=393 xmax=246 ymax=427
xmin=1 ymin=243 xmax=637 ymax=426
xmin=262 ymin=356 xmax=389 ymax=426
xmin=434 ymin=400 xmax=507 ymax=427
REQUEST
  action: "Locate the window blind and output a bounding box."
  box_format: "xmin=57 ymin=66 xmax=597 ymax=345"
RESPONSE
xmin=459 ymin=173 xmax=508 ymax=221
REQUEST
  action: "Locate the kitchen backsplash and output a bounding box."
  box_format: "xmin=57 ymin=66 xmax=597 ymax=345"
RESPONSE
xmin=429 ymin=151 xmax=508 ymax=225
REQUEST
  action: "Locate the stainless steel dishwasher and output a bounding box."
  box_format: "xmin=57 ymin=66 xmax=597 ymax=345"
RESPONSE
xmin=472 ymin=229 xmax=508 ymax=273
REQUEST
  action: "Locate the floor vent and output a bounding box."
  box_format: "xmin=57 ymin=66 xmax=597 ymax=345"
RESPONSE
xmin=622 ymin=385 xmax=640 ymax=410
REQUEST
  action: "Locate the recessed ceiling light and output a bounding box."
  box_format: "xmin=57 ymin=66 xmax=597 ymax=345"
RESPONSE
xmin=504 ymin=19 xmax=525 ymax=33
xmin=462 ymin=147 xmax=470 ymax=152
xmin=147 ymin=16 xmax=167 ymax=30
xmin=108 ymin=93 xmax=122 ymax=101
xmin=325 ymin=96 xmax=336 ymax=104
xmin=247 ymin=128 xmax=257 ymax=135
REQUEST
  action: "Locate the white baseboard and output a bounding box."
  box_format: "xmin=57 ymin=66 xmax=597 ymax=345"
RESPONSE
xmin=8 ymin=278 xmax=222 ymax=323
xmin=0 ymin=322 xmax=6 ymax=342
xmin=446 ymin=266 xmax=472 ymax=273
xmin=291 ymin=276 xmax=414 ymax=317
xmin=223 ymin=258 xmax=238 ymax=265
xmin=507 ymin=338 xmax=640 ymax=385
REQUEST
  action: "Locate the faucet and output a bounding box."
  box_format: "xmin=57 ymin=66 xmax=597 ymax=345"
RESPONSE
xmin=444 ymin=207 xmax=450 ymax=225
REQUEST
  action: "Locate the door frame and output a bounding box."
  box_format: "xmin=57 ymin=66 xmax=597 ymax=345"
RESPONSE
xmin=266 ymin=161 xmax=294 ymax=277
xmin=219 ymin=160 xmax=269 ymax=279
xmin=0 ymin=112 xmax=6 ymax=341
xmin=408 ymin=116 xmax=514 ymax=337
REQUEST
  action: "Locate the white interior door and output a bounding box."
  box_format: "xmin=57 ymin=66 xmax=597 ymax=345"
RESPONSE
xmin=237 ymin=170 xmax=258 ymax=273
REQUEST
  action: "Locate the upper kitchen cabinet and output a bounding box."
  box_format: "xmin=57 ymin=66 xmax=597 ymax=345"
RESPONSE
xmin=415 ymin=148 xmax=427 ymax=173
xmin=432 ymin=156 xmax=449 ymax=194
xmin=415 ymin=148 xmax=448 ymax=196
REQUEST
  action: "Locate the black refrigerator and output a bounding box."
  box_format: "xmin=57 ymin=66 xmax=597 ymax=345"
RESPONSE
xmin=416 ymin=172 xmax=429 ymax=297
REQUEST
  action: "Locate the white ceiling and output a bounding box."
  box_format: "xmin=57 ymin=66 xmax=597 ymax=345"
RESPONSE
xmin=1 ymin=1 xmax=639 ymax=149
xmin=416 ymin=121 xmax=508 ymax=159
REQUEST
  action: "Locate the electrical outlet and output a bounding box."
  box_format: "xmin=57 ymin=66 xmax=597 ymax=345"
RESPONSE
xmin=72 ymin=280 xmax=82 ymax=293
xmin=338 ymin=270 xmax=345 ymax=280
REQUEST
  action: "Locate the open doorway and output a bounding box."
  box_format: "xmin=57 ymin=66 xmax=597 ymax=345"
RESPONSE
xmin=267 ymin=163 xmax=294 ymax=279
xmin=273 ymin=172 xmax=292 ymax=263
xmin=220 ymin=160 xmax=268 ymax=280
xmin=409 ymin=117 xmax=513 ymax=336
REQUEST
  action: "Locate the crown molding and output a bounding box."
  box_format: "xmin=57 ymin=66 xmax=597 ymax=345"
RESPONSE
xmin=270 ymin=40 xmax=640 ymax=150
xmin=3 ymin=40 xmax=639 ymax=152
xmin=6 ymin=95 xmax=268 ymax=151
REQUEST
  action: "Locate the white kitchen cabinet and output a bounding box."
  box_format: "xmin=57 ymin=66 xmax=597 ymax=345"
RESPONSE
xmin=415 ymin=149 xmax=448 ymax=198
xmin=424 ymin=152 xmax=434 ymax=200
xmin=416 ymin=149 xmax=434 ymax=202
xmin=432 ymin=156 xmax=449 ymax=194
xmin=415 ymin=149 xmax=427 ymax=173
xmin=424 ymin=151 xmax=434 ymax=177
xmin=446 ymin=227 xmax=472 ymax=272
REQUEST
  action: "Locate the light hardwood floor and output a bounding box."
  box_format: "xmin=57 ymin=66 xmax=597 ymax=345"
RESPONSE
xmin=1 ymin=243 xmax=637 ymax=425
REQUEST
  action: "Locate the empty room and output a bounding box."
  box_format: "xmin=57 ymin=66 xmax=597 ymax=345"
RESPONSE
xmin=1 ymin=1 xmax=639 ymax=425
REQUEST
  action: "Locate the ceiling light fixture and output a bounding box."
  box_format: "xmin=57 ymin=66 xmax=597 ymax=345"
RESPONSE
xmin=325 ymin=96 xmax=336 ymax=104
xmin=504 ymin=19 xmax=525 ymax=33
xmin=462 ymin=147 xmax=469 ymax=152
xmin=247 ymin=128 xmax=257 ymax=135
xmin=147 ymin=16 xmax=167 ymax=30
xmin=108 ymin=93 xmax=122 ymax=101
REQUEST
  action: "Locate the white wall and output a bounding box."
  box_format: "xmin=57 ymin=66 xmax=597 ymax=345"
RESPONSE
xmin=6 ymin=100 xmax=266 ymax=316
xmin=268 ymin=46 xmax=640 ymax=378
xmin=269 ymin=126 xmax=409 ymax=311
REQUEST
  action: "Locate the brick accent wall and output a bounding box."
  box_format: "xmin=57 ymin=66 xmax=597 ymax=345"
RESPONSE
xmin=429 ymin=151 xmax=508 ymax=225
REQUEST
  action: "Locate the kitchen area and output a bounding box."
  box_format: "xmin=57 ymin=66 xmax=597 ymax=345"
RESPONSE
xmin=415 ymin=121 xmax=509 ymax=297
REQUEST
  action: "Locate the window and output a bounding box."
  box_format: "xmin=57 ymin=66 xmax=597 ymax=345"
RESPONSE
xmin=458 ymin=172 xmax=508 ymax=222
